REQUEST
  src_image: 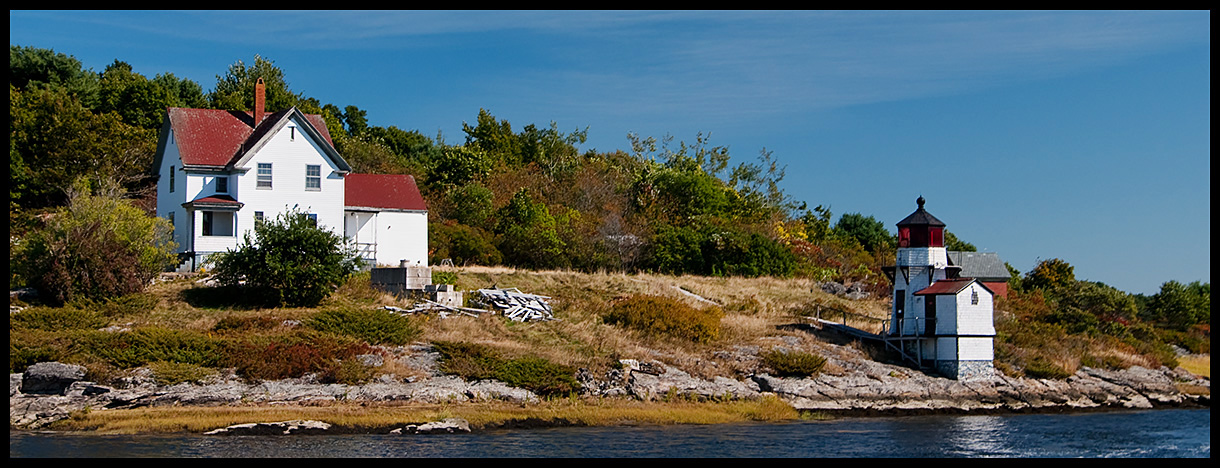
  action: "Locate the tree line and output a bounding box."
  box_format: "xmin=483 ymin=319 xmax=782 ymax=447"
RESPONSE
xmin=8 ymin=47 xmax=1208 ymax=353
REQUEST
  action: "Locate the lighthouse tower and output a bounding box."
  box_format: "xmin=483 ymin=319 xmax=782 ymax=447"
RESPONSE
xmin=887 ymin=197 xmax=995 ymax=380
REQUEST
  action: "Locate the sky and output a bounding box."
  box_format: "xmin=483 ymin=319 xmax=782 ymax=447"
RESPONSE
xmin=9 ymin=10 xmax=1210 ymax=295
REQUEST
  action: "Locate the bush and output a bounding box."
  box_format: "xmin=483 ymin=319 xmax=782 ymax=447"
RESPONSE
xmin=761 ymin=348 xmax=827 ymax=378
xmin=78 ymin=328 xmax=222 ymax=369
xmin=431 ymin=341 xmax=578 ymax=397
xmin=208 ymin=209 xmax=360 ymax=307
xmin=11 ymin=189 xmax=177 ymax=305
xmin=221 ymin=331 xmax=373 ymax=381
xmin=68 ymin=293 xmax=159 ymax=318
xmin=10 ymin=306 xmax=108 ymax=331
xmin=307 ymin=307 xmax=421 ymax=346
xmin=148 ymin=361 xmax=215 ymax=386
xmin=603 ymin=294 xmax=723 ymax=343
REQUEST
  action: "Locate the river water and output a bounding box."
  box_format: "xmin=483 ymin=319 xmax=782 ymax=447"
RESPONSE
xmin=10 ymin=408 xmax=1209 ymax=458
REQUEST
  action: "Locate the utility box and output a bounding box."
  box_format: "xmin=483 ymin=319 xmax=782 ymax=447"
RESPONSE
xmin=370 ymin=261 xmax=432 ymax=295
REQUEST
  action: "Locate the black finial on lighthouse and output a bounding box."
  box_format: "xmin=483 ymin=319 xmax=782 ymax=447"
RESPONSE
xmin=917 ymin=196 xmax=925 ymax=210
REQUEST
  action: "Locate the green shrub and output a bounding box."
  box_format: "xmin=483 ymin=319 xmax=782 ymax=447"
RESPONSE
xmin=761 ymin=348 xmax=827 ymax=378
xmin=11 ymin=189 xmax=177 ymax=305
xmin=307 ymin=307 xmax=421 ymax=346
xmin=10 ymin=306 xmax=108 ymax=331
xmin=208 ymin=209 xmax=360 ymax=307
xmin=70 ymin=293 xmax=160 ymax=317
xmin=603 ymin=294 xmax=722 ymax=343
xmin=431 ymin=341 xmax=578 ymax=397
xmin=432 ymin=270 xmax=458 ymax=286
xmin=78 ymin=328 xmax=222 ymax=369
xmin=148 ymin=361 xmax=215 ymax=386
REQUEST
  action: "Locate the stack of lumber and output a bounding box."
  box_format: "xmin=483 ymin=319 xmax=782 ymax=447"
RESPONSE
xmin=472 ymin=288 xmax=556 ymax=322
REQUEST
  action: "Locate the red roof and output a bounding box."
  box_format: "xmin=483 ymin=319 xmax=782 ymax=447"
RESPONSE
xmin=914 ymin=278 xmax=992 ymax=296
xmin=166 ymin=107 xmax=335 ymax=168
xmin=345 ymin=173 xmax=427 ymax=211
xmin=182 ymin=194 xmax=243 ymax=209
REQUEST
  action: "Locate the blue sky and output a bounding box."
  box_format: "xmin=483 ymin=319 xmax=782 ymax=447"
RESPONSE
xmin=10 ymin=10 xmax=1210 ymax=295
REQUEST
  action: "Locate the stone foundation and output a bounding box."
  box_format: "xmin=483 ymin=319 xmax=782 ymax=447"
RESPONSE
xmin=936 ymin=360 xmax=995 ymax=381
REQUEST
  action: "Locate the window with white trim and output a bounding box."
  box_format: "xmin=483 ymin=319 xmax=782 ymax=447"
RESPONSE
xmin=257 ymin=163 xmax=272 ymax=189
xmin=306 ymin=165 xmax=321 ymax=191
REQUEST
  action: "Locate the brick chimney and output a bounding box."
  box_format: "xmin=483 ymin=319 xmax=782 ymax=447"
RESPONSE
xmin=254 ymin=77 xmax=265 ymax=126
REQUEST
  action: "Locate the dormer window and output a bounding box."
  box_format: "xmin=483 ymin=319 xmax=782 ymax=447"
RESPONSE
xmin=216 ymin=177 xmax=228 ymax=193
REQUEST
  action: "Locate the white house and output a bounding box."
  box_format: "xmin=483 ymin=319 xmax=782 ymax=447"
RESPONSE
xmin=153 ymin=78 xmax=428 ymax=272
xmin=882 ymin=197 xmax=996 ymax=380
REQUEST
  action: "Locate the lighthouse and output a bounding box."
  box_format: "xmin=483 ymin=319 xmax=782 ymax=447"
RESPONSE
xmin=885 ymin=197 xmax=996 ymax=380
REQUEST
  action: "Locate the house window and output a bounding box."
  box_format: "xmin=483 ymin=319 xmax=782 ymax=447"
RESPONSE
xmin=202 ymin=211 xmax=234 ymax=236
xmin=254 ymin=211 xmax=264 ymax=225
xmin=289 ymin=126 xmax=296 ymax=141
xmin=306 ymin=165 xmax=321 ymax=191
xmin=307 ymin=213 xmax=318 ymax=228
xmin=971 ymin=289 xmax=980 ymax=305
xmin=216 ymin=177 xmax=228 ymax=194
xmin=257 ymin=163 xmax=272 ymax=189
xmin=168 ymin=211 xmax=175 ymax=229
xmin=169 ymin=166 xmax=175 ymax=193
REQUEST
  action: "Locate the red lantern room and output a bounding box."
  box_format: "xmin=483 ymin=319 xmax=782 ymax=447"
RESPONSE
xmin=896 ymin=196 xmax=946 ymax=248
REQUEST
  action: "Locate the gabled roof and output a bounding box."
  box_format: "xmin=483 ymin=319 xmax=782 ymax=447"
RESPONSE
xmin=345 ymin=173 xmax=428 ymax=212
xmin=914 ymin=278 xmax=994 ymax=296
xmin=154 ymin=106 xmax=344 ymax=172
xmin=947 ymin=251 xmax=1010 ymax=281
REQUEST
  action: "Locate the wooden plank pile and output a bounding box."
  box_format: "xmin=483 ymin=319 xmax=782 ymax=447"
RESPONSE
xmin=472 ymin=288 xmax=556 ymax=322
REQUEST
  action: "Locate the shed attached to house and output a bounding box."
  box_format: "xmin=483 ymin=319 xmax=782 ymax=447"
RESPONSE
xmin=344 ymin=173 xmax=429 ymax=268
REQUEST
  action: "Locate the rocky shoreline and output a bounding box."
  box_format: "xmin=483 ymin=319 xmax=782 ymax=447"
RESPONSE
xmin=11 ymin=345 xmax=1209 ymax=432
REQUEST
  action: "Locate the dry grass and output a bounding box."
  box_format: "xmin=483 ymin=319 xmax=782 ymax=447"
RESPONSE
xmin=50 ymin=396 xmax=801 ymax=434
xmin=1177 ymin=354 xmax=1210 ymax=378
xmin=415 ymin=266 xmax=889 ymax=379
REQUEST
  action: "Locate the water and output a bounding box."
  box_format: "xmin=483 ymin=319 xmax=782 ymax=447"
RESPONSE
xmin=10 ymin=409 xmax=1209 ymax=458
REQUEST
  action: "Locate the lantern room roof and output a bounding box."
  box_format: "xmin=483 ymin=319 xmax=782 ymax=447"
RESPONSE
xmin=896 ymin=196 xmax=945 ymax=227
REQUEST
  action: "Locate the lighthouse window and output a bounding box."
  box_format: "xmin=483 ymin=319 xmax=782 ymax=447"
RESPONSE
xmin=971 ymin=289 xmax=979 ymax=305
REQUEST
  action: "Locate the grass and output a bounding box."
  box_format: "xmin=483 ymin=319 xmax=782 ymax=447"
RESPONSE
xmin=1177 ymin=354 xmax=1210 ymax=378
xmin=48 ymin=395 xmax=801 ymax=434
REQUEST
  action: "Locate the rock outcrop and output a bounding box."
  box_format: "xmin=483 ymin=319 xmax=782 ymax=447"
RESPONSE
xmin=10 ymin=354 xmax=1209 ymax=431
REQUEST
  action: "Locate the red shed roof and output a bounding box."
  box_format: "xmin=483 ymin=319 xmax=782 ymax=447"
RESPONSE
xmin=914 ymin=278 xmax=993 ymax=296
xmin=163 ymin=107 xmax=336 ymax=168
xmin=345 ymin=173 xmax=428 ymax=212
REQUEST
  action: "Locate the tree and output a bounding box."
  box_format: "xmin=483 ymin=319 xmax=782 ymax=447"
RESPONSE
xmin=208 ymin=209 xmax=360 ymax=307
xmin=12 ymin=182 xmax=178 ymax=305
xmin=9 ymin=45 xmax=100 ymax=107
xmin=96 ymin=60 xmax=174 ymax=129
xmin=10 ymin=85 xmax=157 ymax=209
xmin=208 ymin=55 xmax=301 ymax=112
xmin=834 ymin=213 xmax=892 ymax=253
xmin=494 ymin=189 xmax=566 ymax=269
xmin=1024 ymin=258 xmax=1076 ymax=292
xmin=1145 ymin=280 xmax=1210 ymax=330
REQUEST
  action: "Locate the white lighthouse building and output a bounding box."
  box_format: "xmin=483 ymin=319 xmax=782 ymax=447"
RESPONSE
xmin=884 ymin=197 xmax=996 ymax=380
